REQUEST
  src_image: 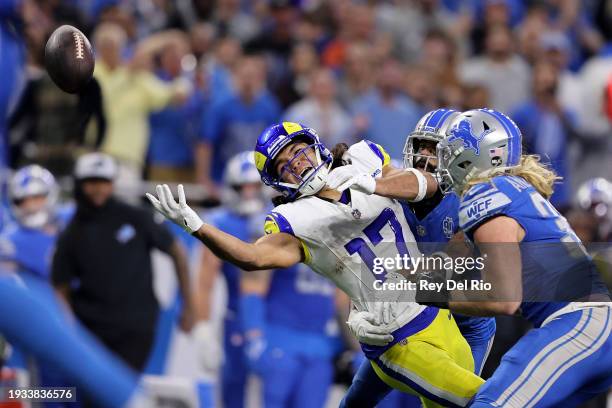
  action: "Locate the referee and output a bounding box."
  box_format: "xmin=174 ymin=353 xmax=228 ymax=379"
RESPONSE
xmin=52 ymin=152 xmax=194 ymax=371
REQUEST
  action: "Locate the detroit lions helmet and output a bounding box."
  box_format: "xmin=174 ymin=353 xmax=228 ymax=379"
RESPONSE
xmin=9 ymin=165 xmax=59 ymax=229
xmin=403 ymin=108 xmax=460 ymax=171
xmin=254 ymin=122 xmax=332 ymax=201
xmin=576 ymin=178 xmax=612 ymax=218
xmin=436 ymin=108 xmax=523 ymax=194
xmin=223 ymin=151 xmax=267 ymax=216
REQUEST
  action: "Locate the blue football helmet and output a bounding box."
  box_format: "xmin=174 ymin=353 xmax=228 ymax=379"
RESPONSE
xmin=436 ymin=108 xmax=523 ymax=194
xmin=222 ymin=151 xmax=267 ymax=216
xmin=577 ymin=178 xmax=612 ymax=218
xmin=254 ymin=122 xmax=332 ymax=200
xmin=8 ymin=165 xmax=58 ymax=229
xmin=403 ymin=108 xmax=460 ymax=171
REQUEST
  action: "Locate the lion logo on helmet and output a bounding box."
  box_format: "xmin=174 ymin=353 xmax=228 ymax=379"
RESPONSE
xmin=447 ymin=119 xmax=493 ymax=156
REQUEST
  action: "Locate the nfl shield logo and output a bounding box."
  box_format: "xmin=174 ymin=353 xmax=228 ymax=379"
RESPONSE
xmin=352 ymin=209 xmax=362 ymax=219
xmin=417 ymin=225 xmax=426 ymax=237
xmin=442 ymin=217 xmax=454 ymax=239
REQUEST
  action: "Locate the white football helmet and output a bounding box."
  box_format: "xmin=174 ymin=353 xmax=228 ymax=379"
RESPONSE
xmin=9 ymin=165 xmax=59 ymax=229
xmin=222 ymin=151 xmax=268 ymax=216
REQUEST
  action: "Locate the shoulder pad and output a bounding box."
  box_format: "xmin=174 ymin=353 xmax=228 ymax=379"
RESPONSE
xmin=264 ymin=211 xmax=295 ymax=236
xmin=459 ymin=181 xmax=513 ymax=231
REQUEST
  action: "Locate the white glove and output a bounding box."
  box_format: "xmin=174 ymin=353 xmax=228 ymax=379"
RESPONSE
xmin=347 ymin=309 xmax=394 ymax=346
xmin=327 ymin=165 xmax=376 ymax=194
xmin=192 ymin=321 xmax=223 ymax=374
xmin=146 ymin=184 xmax=204 ymax=234
xmin=367 ymin=301 xmax=397 ymax=325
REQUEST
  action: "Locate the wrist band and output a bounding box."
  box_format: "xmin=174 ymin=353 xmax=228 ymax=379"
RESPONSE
xmin=404 ymin=168 xmax=428 ymax=202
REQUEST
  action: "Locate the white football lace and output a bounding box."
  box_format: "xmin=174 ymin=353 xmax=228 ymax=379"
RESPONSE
xmin=73 ymin=32 xmax=84 ymax=60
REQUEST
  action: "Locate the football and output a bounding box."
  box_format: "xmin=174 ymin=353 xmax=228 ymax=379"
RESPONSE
xmin=44 ymin=25 xmax=95 ymax=94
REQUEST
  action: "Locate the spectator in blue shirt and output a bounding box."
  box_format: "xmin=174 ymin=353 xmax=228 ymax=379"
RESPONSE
xmin=512 ymin=59 xmax=577 ymax=209
xmin=1 ymin=0 xmax=28 ymax=232
xmin=351 ymin=59 xmax=421 ymax=160
xmin=197 ymin=55 xmax=281 ymax=195
xmin=206 ymin=36 xmax=243 ymax=105
xmin=148 ymin=42 xmax=208 ymax=183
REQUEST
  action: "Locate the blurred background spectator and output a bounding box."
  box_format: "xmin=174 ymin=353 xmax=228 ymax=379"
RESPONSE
xmin=512 ymin=58 xmax=577 ymax=208
xmin=52 ymin=153 xmax=194 ymax=372
xmin=2 ymin=0 xmax=612 ymax=406
xmin=459 ymin=23 xmax=530 ymax=113
xmin=284 ymin=67 xmax=353 ymax=147
xmin=197 ymin=54 xmax=281 ymax=197
xmin=93 ymin=22 xmax=190 ymax=199
xmin=352 ymin=59 xmax=421 ymax=159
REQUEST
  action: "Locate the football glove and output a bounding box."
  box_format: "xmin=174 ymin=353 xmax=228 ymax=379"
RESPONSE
xmin=346 ymin=308 xmax=394 ymax=346
xmin=146 ymin=184 xmax=204 ymax=234
xmin=327 ymin=165 xmax=376 ymax=195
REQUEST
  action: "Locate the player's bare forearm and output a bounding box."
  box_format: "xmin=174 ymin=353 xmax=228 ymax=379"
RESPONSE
xmin=192 ymin=224 xmax=262 ymax=270
xmin=374 ymin=170 xmax=438 ymax=201
xmin=448 ymin=216 xmax=524 ymax=316
xmin=192 ymin=225 xmax=302 ymax=271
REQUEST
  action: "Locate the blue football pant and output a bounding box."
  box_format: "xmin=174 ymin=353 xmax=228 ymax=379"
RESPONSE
xmin=221 ymin=317 xmax=249 ymax=408
xmin=471 ymin=304 xmax=612 ymax=408
xmin=0 ymin=275 xmax=139 ymax=407
xmin=259 ymin=350 xmax=332 ymax=408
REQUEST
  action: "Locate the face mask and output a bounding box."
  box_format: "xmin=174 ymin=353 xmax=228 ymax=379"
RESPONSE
xmin=17 ymin=210 xmax=50 ymax=229
xmin=298 ymin=164 xmax=330 ymax=197
xmin=234 ymin=198 xmax=265 ymax=216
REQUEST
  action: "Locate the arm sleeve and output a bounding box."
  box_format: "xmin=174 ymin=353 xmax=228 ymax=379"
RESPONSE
xmin=76 ymin=77 xmax=106 ymax=148
xmin=240 ymin=293 xmax=266 ymax=334
xmin=139 ymin=72 xmax=174 ymax=112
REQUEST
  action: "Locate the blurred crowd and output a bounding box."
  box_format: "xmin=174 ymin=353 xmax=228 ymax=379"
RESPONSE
xmin=3 ymin=0 xmax=612 ymax=210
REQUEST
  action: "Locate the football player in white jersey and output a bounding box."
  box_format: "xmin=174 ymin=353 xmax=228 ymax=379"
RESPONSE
xmin=147 ymin=122 xmax=484 ymax=407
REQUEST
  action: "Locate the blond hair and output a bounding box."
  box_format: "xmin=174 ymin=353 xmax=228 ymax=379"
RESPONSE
xmin=463 ymin=155 xmax=561 ymax=198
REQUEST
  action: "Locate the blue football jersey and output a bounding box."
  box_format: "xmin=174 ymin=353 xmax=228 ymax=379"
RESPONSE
xmin=266 ymin=262 xmax=336 ymax=334
xmin=402 ymin=193 xmax=495 ymax=343
xmin=402 ymin=193 xmax=460 ymax=243
xmin=0 ymin=206 xmax=74 ymax=279
xmin=0 ymin=225 xmax=56 ymax=279
xmin=459 ymin=175 xmax=609 ymax=326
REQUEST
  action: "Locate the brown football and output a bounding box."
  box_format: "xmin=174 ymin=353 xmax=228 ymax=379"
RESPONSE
xmin=44 ymin=25 xmax=95 ymax=94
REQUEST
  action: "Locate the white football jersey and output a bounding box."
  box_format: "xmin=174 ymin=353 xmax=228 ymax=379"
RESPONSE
xmin=264 ymin=140 xmax=426 ymax=331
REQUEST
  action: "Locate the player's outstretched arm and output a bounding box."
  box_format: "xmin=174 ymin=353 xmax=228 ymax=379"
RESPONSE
xmin=449 ymin=216 xmax=523 ymax=316
xmin=147 ymin=184 xmax=303 ymax=271
xmin=374 ymin=168 xmax=438 ymax=202
xmin=327 ymin=165 xmax=438 ymax=202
